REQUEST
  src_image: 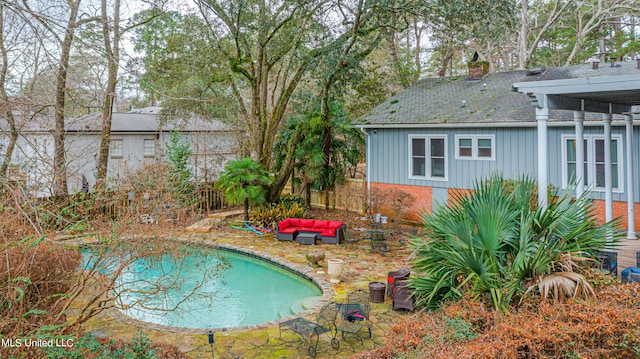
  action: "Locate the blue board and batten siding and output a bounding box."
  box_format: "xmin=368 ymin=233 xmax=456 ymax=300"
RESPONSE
xmin=366 ymin=125 xmax=640 ymax=204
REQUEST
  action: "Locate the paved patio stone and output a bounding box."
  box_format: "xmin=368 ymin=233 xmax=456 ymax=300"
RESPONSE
xmin=73 ymin=221 xmax=417 ymax=358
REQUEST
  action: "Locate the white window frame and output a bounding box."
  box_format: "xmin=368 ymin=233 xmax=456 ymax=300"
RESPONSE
xmin=408 ymin=134 xmax=448 ymax=181
xmin=561 ymin=134 xmax=624 ymax=193
xmin=143 ymin=139 xmax=155 ymax=158
xmin=110 ymin=139 xmax=123 ymax=159
xmin=454 ymin=135 xmax=495 ymax=161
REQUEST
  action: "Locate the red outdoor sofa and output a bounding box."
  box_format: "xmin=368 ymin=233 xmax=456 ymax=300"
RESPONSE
xmin=276 ymin=218 xmax=345 ymax=244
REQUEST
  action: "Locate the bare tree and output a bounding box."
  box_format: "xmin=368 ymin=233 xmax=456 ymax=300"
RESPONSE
xmin=565 ymin=0 xmax=636 ymax=65
xmin=16 ymin=0 xmax=99 ymax=196
xmin=0 ymin=2 xmax=18 ymax=177
xmin=95 ymin=1 xmax=162 ymax=190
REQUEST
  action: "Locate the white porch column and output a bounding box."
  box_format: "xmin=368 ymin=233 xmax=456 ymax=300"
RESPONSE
xmin=625 ymin=114 xmax=636 ymax=239
xmin=574 ymin=111 xmax=585 ymax=197
xmin=603 ymin=113 xmax=613 ymax=222
xmin=537 ymin=105 xmax=549 ymax=210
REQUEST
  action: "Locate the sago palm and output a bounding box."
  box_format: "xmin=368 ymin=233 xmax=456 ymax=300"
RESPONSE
xmin=411 ymin=175 xmax=621 ymax=312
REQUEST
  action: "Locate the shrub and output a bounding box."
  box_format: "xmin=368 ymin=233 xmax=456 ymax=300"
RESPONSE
xmin=37 ymin=330 xmax=186 ymax=359
xmin=0 ymin=238 xmax=81 ymax=338
xmin=370 ymin=187 xmax=416 ymax=223
xmin=411 ymin=174 xmax=622 ymax=312
xmin=249 ymin=202 xmax=307 ymax=229
xmin=353 ymin=284 xmax=640 ymax=358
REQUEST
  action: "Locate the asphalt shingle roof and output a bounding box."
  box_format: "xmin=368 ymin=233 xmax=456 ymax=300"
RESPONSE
xmin=356 ymin=61 xmax=640 ymax=126
xmin=355 ymin=71 xmax=536 ymax=126
xmin=68 ymin=106 xmax=235 ymax=133
xmin=1 ymin=107 xmax=236 ymax=133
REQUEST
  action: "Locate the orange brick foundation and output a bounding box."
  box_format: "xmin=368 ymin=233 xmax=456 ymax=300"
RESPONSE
xmin=370 ymin=183 xmax=640 ymax=233
xmin=592 ymin=199 xmax=640 ymax=233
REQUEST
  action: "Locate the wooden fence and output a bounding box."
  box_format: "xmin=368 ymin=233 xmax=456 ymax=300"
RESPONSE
xmin=283 ymin=178 xmax=366 ymax=214
xmin=7 ymin=182 xmax=229 ymax=229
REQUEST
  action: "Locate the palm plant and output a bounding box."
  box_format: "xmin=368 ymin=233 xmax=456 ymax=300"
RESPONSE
xmin=216 ymin=158 xmax=272 ymax=220
xmin=411 ymin=174 xmax=622 ymax=312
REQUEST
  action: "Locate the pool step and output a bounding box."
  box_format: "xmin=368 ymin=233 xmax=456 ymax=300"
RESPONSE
xmin=278 ymin=296 xmax=325 ymax=319
xmin=278 ymin=306 xmax=294 ymax=318
xmin=302 ymin=296 xmax=322 ymax=310
xmin=290 ymin=298 xmax=306 ymax=314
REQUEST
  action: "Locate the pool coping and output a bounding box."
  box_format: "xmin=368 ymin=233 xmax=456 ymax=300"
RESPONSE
xmin=94 ymin=236 xmax=336 ymax=335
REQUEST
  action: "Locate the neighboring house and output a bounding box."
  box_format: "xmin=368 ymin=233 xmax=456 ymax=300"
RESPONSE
xmin=0 ymin=106 xmax=240 ymax=197
xmin=355 ymin=61 xmax=640 ymax=238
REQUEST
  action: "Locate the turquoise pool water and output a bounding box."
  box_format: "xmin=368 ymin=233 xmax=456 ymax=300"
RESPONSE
xmin=81 ymin=246 xmax=322 ymax=329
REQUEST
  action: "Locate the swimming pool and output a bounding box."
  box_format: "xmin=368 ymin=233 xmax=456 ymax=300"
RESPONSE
xmin=82 ymin=245 xmax=323 ymax=329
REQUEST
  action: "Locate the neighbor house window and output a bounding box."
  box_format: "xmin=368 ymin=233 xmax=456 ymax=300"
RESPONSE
xmin=455 ymin=135 xmax=495 ymax=160
xmin=409 ymin=135 xmax=447 ymax=180
xmin=110 ymin=139 xmax=123 ymax=159
xmin=144 ymin=139 xmax=155 ymax=158
xmin=562 ymin=134 xmax=623 ymax=192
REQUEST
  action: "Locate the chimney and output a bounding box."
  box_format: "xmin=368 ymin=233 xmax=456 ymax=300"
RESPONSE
xmin=593 ymin=61 xmax=599 ymax=70
xmin=468 ymin=61 xmax=488 ymax=80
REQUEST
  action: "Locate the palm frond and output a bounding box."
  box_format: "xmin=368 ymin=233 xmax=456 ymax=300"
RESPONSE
xmin=529 ymin=271 xmax=595 ymax=301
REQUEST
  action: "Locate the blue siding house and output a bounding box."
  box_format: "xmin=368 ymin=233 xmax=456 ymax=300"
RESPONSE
xmin=355 ymin=61 xmax=640 ymax=238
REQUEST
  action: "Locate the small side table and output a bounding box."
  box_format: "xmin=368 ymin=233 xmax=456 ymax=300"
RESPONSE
xmin=296 ymin=233 xmax=317 ymax=245
xmin=368 ymin=282 xmax=386 ymax=303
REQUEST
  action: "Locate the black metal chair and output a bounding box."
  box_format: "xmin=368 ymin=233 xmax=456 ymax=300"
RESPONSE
xmin=334 ymin=289 xmax=373 ymax=349
xmin=369 ymin=230 xmax=387 ymax=253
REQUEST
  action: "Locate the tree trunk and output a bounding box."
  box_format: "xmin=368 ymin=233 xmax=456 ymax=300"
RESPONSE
xmin=0 ymin=3 xmax=18 ymax=177
xmin=438 ymin=51 xmax=453 ymax=77
xmin=52 ymin=0 xmax=82 ymax=196
xmin=95 ymin=0 xmax=121 ymax=191
xmin=517 ymin=0 xmax=529 ymax=69
xmin=413 ymin=18 xmax=422 ymax=74
xmin=304 ymin=181 xmax=311 ymax=209
xmin=243 ymin=197 xmax=249 ymax=221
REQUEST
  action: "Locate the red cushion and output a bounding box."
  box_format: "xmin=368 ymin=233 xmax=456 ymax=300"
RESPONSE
xmin=289 ymin=218 xmax=301 ymax=227
xmin=279 ymin=228 xmax=297 ymax=234
xmin=300 ymin=219 xmax=315 ymax=227
xmin=328 ymin=220 xmax=344 ymax=229
xmin=388 ymin=276 xmax=394 ymax=285
xmin=321 ymin=229 xmax=336 ymax=236
xmin=314 ymin=220 xmax=330 ymax=229
xmin=278 ymin=219 xmax=291 ymax=230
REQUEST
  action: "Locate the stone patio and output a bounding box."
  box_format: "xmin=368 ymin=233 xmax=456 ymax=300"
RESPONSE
xmin=78 ymin=223 xmax=416 ymax=359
